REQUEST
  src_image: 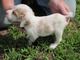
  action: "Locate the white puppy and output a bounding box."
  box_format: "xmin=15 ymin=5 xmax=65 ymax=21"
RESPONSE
xmin=5 ymin=4 xmax=73 ymax=49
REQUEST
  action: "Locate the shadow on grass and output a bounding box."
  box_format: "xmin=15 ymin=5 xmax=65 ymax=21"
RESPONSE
xmin=0 ymin=35 xmax=56 ymax=48
xmin=0 ymin=33 xmax=55 ymax=60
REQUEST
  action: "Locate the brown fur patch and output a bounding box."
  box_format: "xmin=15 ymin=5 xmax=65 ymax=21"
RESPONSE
xmin=24 ymin=20 xmax=31 ymax=27
xmin=13 ymin=8 xmax=26 ymax=19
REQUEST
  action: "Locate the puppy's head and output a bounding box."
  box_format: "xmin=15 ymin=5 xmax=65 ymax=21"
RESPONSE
xmin=5 ymin=4 xmax=33 ymax=27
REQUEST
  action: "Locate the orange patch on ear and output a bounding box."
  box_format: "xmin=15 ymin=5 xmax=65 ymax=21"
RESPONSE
xmin=13 ymin=9 xmax=26 ymax=19
xmin=12 ymin=10 xmax=17 ymax=16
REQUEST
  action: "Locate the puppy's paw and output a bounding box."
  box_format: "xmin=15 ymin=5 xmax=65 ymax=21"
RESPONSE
xmin=49 ymin=44 xmax=57 ymax=49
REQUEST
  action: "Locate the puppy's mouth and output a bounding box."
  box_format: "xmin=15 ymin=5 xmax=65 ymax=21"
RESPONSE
xmin=12 ymin=21 xmax=25 ymax=32
xmin=12 ymin=22 xmax=19 ymax=27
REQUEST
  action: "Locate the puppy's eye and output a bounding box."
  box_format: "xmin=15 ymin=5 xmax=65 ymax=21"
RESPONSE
xmin=12 ymin=11 xmax=17 ymax=16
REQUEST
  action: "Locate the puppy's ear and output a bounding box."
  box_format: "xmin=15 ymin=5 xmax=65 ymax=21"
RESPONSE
xmin=12 ymin=9 xmax=25 ymax=19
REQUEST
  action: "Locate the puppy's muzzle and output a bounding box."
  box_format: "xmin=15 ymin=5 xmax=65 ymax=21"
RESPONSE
xmin=12 ymin=21 xmax=20 ymax=27
xmin=12 ymin=21 xmax=25 ymax=32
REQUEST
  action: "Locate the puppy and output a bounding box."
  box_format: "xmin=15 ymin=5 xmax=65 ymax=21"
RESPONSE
xmin=5 ymin=4 xmax=73 ymax=49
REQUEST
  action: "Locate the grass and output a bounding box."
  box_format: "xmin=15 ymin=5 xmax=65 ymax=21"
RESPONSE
xmin=0 ymin=0 xmax=80 ymax=60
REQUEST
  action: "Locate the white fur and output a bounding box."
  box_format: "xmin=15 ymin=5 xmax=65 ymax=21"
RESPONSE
xmin=5 ymin=4 xmax=73 ymax=49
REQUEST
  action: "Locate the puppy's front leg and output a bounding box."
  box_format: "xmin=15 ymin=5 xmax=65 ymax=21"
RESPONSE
xmin=50 ymin=29 xmax=63 ymax=49
xmin=28 ymin=35 xmax=38 ymax=45
xmin=28 ymin=36 xmax=35 ymax=45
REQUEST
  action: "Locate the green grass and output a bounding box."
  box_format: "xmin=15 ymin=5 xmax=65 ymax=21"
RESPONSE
xmin=0 ymin=0 xmax=80 ymax=60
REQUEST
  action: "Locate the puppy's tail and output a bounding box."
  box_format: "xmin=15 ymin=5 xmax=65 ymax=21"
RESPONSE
xmin=65 ymin=12 xmax=74 ymax=22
